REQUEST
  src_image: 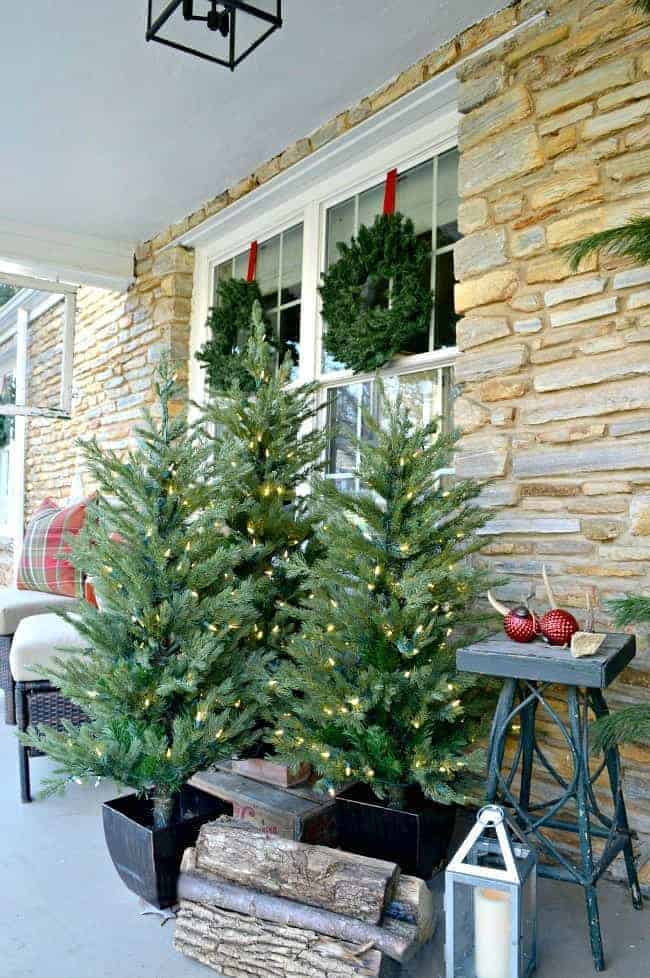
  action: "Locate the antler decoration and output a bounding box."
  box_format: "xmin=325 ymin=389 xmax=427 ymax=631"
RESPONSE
xmin=487 ymin=591 xmax=509 ymax=616
xmin=542 ymin=564 xmax=556 ymax=609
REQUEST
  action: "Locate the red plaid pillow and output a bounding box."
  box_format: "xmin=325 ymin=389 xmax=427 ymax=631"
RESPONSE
xmin=16 ymin=497 xmax=89 ymax=598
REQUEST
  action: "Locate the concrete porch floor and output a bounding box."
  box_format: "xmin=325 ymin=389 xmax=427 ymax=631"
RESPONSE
xmin=0 ymin=704 xmax=647 ymax=978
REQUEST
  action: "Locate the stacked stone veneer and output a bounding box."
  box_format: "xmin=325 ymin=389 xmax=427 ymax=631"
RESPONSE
xmin=452 ymin=6 xmax=650 ymax=642
xmin=452 ymin=0 xmax=650 ymax=874
xmin=23 ymin=245 xmax=194 ymax=518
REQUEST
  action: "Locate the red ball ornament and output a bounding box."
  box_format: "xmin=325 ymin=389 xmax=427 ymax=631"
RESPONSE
xmin=539 ymin=609 xmax=579 ymax=647
xmin=487 ymin=592 xmax=539 ymax=643
xmin=504 ymin=607 xmax=539 ymax=643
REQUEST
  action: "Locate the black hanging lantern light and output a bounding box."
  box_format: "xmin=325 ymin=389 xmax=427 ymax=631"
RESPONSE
xmin=146 ymin=1 xmax=282 ymax=71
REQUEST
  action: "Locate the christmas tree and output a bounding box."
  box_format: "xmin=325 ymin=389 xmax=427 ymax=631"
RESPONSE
xmin=593 ymin=595 xmax=650 ymax=748
xmin=271 ymin=391 xmax=494 ymax=808
xmin=21 ymin=363 xmax=264 ymax=827
xmin=200 ymin=303 xmax=326 ymax=680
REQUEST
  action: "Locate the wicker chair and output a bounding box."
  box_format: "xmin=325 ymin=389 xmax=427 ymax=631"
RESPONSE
xmin=0 ymin=634 xmax=14 ymax=723
xmin=0 ymin=589 xmax=77 ymax=725
xmin=10 ymin=612 xmax=87 ymax=802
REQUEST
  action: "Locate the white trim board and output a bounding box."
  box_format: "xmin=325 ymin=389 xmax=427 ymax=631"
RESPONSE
xmin=180 ymin=77 xmax=460 ymax=254
xmin=0 ymin=221 xmax=135 ymax=292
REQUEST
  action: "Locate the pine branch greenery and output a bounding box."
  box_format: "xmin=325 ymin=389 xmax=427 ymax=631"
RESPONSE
xmin=592 ymin=594 xmax=650 ymax=751
xmin=270 ymin=389 xmax=495 ymax=808
xmin=200 ymin=302 xmax=326 ymax=691
xmin=636 ymin=0 xmax=650 ymax=13
xmin=20 ymin=362 xmax=267 ymax=825
xmin=566 ymin=216 xmax=650 ymax=271
xmin=196 ymin=277 xmax=277 ymax=393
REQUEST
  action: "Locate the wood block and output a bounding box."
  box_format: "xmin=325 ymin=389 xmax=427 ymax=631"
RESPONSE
xmin=194 ymin=819 xmax=399 ymax=924
xmin=232 ymin=757 xmax=312 ymax=786
xmin=189 ymin=767 xmax=337 ymax=844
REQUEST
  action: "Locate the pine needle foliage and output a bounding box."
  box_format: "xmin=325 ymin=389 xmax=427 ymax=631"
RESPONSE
xmin=271 ymin=391 xmax=495 ymax=808
xmin=567 ymin=216 xmax=650 ymax=271
xmin=201 ymin=303 xmax=327 ymax=680
xmin=196 ymin=278 xmax=277 ymax=393
xmin=637 ymin=0 xmax=650 ymax=13
xmin=20 ymin=363 xmax=265 ymax=826
xmin=593 ymin=594 xmax=650 ymax=751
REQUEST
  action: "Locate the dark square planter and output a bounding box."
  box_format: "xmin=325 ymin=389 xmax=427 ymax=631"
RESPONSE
xmin=102 ymin=785 xmax=229 ymax=908
xmin=336 ymin=783 xmax=456 ymax=878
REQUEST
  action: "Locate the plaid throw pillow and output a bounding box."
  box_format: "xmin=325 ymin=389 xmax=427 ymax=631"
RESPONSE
xmin=16 ymin=497 xmax=88 ymax=598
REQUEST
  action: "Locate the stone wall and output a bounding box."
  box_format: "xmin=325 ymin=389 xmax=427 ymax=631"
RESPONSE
xmin=23 ymin=245 xmax=194 ymax=517
xmin=452 ymin=0 xmax=650 ymax=876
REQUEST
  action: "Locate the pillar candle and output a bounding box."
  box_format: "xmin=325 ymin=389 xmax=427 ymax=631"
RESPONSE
xmin=474 ymin=887 xmax=512 ymax=978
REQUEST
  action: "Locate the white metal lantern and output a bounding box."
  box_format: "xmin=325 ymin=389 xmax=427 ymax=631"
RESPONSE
xmin=445 ymin=805 xmax=537 ymax=978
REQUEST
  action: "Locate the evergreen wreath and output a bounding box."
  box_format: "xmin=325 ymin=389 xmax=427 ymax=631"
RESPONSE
xmin=196 ymin=278 xmax=277 ymax=392
xmin=0 ymin=377 xmax=15 ymax=449
xmin=319 ymin=212 xmax=434 ymax=374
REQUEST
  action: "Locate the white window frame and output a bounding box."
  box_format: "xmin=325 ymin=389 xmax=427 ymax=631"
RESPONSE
xmin=186 ymin=77 xmax=460 ymax=412
xmin=0 ymin=271 xmax=76 ymax=419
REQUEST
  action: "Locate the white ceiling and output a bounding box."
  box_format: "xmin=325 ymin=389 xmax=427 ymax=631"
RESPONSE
xmin=0 ymin=0 xmax=507 ymax=251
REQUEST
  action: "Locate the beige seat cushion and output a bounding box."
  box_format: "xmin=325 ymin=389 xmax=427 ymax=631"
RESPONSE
xmin=0 ymin=587 xmax=77 ymax=636
xmin=10 ymin=612 xmax=86 ymax=682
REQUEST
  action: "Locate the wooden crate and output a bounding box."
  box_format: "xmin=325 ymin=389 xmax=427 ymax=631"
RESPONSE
xmin=189 ymin=761 xmax=337 ymax=845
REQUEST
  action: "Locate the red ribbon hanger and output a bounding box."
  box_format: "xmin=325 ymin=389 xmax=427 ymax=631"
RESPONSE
xmin=246 ymin=240 xmax=258 ymax=282
xmin=383 ymin=168 xmax=397 ymax=215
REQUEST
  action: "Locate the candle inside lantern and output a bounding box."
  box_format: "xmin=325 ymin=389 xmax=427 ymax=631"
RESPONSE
xmin=474 ymin=887 xmax=511 ymax=978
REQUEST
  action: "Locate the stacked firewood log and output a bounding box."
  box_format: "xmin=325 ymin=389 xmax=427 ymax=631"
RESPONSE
xmin=174 ymin=818 xmax=437 ymax=978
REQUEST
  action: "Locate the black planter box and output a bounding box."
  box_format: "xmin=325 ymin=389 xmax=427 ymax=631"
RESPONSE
xmin=102 ymin=785 xmax=228 ymax=908
xmin=335 ymin=783 xmax=456 ymax=878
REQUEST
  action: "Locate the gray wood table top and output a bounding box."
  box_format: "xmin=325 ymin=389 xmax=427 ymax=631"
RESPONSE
xmin=457 ymin=632 xmax=635 ymax=688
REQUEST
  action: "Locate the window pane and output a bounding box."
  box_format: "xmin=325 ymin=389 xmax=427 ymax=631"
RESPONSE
xmin=358 ymin=181 xmax=384 ymax=229
xmin=326 ymin=371 xmax=449 ymax=487
xmin=437 ymin=149 xmax=460 ymax=248
xmin=281 ymin=224 xmax=303 ymax=304
xmin=256 ymin=235 xmax=280 ymax=308
xmin=233 ymin=249 xmax=249 ymax=281
xmin=327 ymin=382 xmax=367 ymax=475
xmin=326 ymin=197 xmax=356 ymax=269
xmin=396 ymin=160 xmax=434 ymax=237
xmin=0 ymin=449 xmax=10 ymax=526
xmin=279 ymin=305 xmax=300 ymax=380
xmin=213 ymin=258 xmax=233 ymax=302
xmin=434 ymin=250 xmax=458 ymax=350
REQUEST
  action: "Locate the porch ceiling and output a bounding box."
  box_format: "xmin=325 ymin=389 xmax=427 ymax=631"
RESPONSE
xmin=0 ymin=0 xmax=507 ymax=286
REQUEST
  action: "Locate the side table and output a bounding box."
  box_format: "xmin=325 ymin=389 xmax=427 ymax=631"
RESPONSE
xmin=457 ymin=632 xmax=643 ymax=972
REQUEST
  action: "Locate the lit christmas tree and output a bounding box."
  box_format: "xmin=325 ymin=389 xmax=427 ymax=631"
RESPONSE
xmin=21 ymin=364 xmax=264 ymax=827
xmin=200 ymin=304 xmax=326 ymax=676
xmin=271 ymin=391 xmax=494 ymax=808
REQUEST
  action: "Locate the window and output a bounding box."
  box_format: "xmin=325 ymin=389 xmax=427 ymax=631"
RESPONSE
xmin=192 ymin=101 xmax=459 ymax=490
xmin=0 ymin=369 xmax=15 ymax=535
xmin=321 ymin=149 xmax=458 ymax=485
xmin=324 ymin=149 xmax=459 ymax=373
xmin=214 ymin=224 xmax=304 ymax=380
